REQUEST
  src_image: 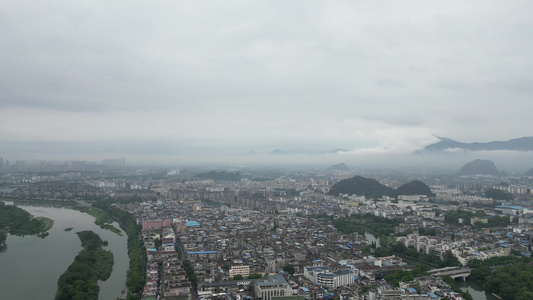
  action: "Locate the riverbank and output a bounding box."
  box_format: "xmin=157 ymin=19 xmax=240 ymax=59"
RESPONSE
xmin=457 ymin=280 xmax=498 ymax=300
xmin=0 ymin=197 xmax=76 ymax=206
xmin=92 ymin=200 xmax=147 ymax=299
xmin=74 ymin=206 xmax=123 ymax=236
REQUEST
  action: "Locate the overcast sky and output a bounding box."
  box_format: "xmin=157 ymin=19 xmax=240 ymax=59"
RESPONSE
xmin=1 ymin=1 xmax=533 ymax=165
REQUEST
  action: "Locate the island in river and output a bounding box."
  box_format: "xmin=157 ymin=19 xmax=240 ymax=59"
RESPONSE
xmin=0 ymin=201 xmax=53 ymax=249
xmin=55 ymin=230 xmax=114 ymax=300
xmin=0 ymin=202 xmax=130 ymax=300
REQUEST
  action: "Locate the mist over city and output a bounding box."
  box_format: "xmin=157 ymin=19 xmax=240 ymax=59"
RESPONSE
xmin=2 ymin=1 xmax=533 ymax=171
xmin=2 ymin=1 xmax=533 ymax=300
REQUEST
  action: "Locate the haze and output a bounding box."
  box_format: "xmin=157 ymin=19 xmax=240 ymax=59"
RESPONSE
xmin=1 ymin=1 xmax=533 ymax=170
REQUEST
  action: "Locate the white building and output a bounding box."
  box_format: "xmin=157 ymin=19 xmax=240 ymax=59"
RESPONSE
xmin=229 ymin=265 xmax=250 ymax=278
xmin=304 ymin=267 xmax=356 ymax=289
xmin=254 ymin=274 xmax=293 ymax=300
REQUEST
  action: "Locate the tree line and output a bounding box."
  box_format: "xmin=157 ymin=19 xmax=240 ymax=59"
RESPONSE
xmin=468 ymin=256 xmax=533 ymax=300
xmin=92 ymin=200 xmax=147 ymax=300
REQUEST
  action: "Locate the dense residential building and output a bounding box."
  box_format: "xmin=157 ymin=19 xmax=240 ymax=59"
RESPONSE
xmin=229 ymin=264 xmax=250 ymax=278
xmin=254 ymin=274 xmax=293 ymax=300
xmin=4 ymin=162 xmax=533 ymax=299
xmin=305 ymin=267 xmax=356 ymax=289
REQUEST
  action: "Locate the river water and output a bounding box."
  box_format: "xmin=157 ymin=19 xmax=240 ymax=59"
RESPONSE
xmin=365 ymin=231 xmax=381 ymax=248
xmin=0 ymin=203 xmax=129 ymax=300
xmin=457 ymin=280 xmax=498 ymax=300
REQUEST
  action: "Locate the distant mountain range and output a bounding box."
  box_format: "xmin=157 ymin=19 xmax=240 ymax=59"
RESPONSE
xmin=268 ymin=148 xmax=348 ymax=155
xmin=422 ymin=136 xmax=533 ymax=152
xmin=328 ymin=175 xmax=433 ymax=198
xmin=263 ymin=136 xmax=533 ymax=156
xmin=270 ymin=149 xmax=288 ymax=155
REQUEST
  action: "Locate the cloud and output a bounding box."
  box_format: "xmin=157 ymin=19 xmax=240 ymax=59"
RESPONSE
xmin=1 ymin=1 xmax=533 ymax=163
xmin=340 ymin=128 xmax=439 ymax=155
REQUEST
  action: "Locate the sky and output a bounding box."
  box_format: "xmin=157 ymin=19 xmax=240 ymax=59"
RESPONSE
xmin=1 ymin=1 xmax=533 ymax=167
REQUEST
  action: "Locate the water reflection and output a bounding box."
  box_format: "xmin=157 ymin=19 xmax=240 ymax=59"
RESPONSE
xmin=365 ymin=231 xmax=381 ymax=248
xmin=457 ymin=280 xmax=498 ymax=300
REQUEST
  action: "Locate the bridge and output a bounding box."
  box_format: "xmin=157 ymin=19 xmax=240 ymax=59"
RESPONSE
xmin=428 ymin=267 xmax=471 ymax=281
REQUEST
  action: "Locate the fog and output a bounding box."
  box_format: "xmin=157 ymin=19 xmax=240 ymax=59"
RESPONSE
xmin=1 ymin=1 xmax=533 ymax=172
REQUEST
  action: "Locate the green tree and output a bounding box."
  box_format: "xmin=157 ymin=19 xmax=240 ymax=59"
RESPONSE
xmin=283 ymin=264 xmax=295 ymax=275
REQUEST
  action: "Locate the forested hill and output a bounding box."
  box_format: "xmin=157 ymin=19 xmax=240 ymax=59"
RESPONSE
xmin=393 ymin=180 xmax=434 ymax=197
xmin=458 ymin=159 xmax=500 ymax=176
xmin=328 ymin=176 xmax=433 ymax=198
xmin=328 ymin=176 xmax=394 ymax=198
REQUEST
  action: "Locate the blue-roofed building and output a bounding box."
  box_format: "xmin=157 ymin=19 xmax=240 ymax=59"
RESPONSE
xmin=186 ymin=250 xmax=219 ymax=260
xmin=495 ymin=205 xmax=524 ymax=216
xmin=298 ymin=286 xmax=311 ymax=300
xmin=186 ymin=220 xmax=200 ymax=227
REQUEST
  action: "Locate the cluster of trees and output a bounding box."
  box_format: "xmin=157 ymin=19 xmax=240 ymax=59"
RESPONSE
xmin=55 ymin=231 xmax=114 ymax=300
xmin=467 ymin=256 xmax=533 ymax=300
xmin=396 ymin=227 xmax=439 ymax=238
xmin=473 ymin=215 xmax=513 ymax=229
xmin=484 ymin=188 xmax=513 ymax=201
xmin=283 ymin=264 xmax=295 ymax=275
xmin=418 ymin=227 xmax=438 ymax=236
xmin=385 ymin=266 xmax=429 ymax=287
xmin=182 ymin=260 xmax=198 ymax=287
xmin=389 ymin=243 xmax=461 ymax=268
xmin=318 ymin=214 xmax=461 ymax=268
xmin=444 ymin=210 xmax=483 ymax=225
xmin=92 ymin=200 xmax=146 ymax=300
xmin=468 ymin=256 xmax=533 ymax=278
xmin=0 ymin=201 xmax=53 ymax=249
xmin=444 ymin=210 xmax=511 ymax=228
xmin=75 ymin=206 xmax=122 ymax=235
xmin=320 ymin=213 xmax=402 ymax=238
xmin=483 ymin=262 xmax=533 ymax=300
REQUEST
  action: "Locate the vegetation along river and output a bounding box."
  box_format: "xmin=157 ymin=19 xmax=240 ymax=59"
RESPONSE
xmin=0 ymin=202 xmax=129 ymax=300
xmin=457 ymin=280 xmax=498 ymax=300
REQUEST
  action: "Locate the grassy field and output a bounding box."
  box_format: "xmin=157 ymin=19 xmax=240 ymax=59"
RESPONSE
xmin=36 ymin=216 xmax=54 ymax=232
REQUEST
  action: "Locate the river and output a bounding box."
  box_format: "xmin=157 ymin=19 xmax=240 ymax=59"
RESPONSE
xmin=365 ymin=231 xmax=381 ymax=248
xmin=0 ymin=202 xmax=129 ymax=300
xmin=457 ymin=280 xmax=498 ymax=300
